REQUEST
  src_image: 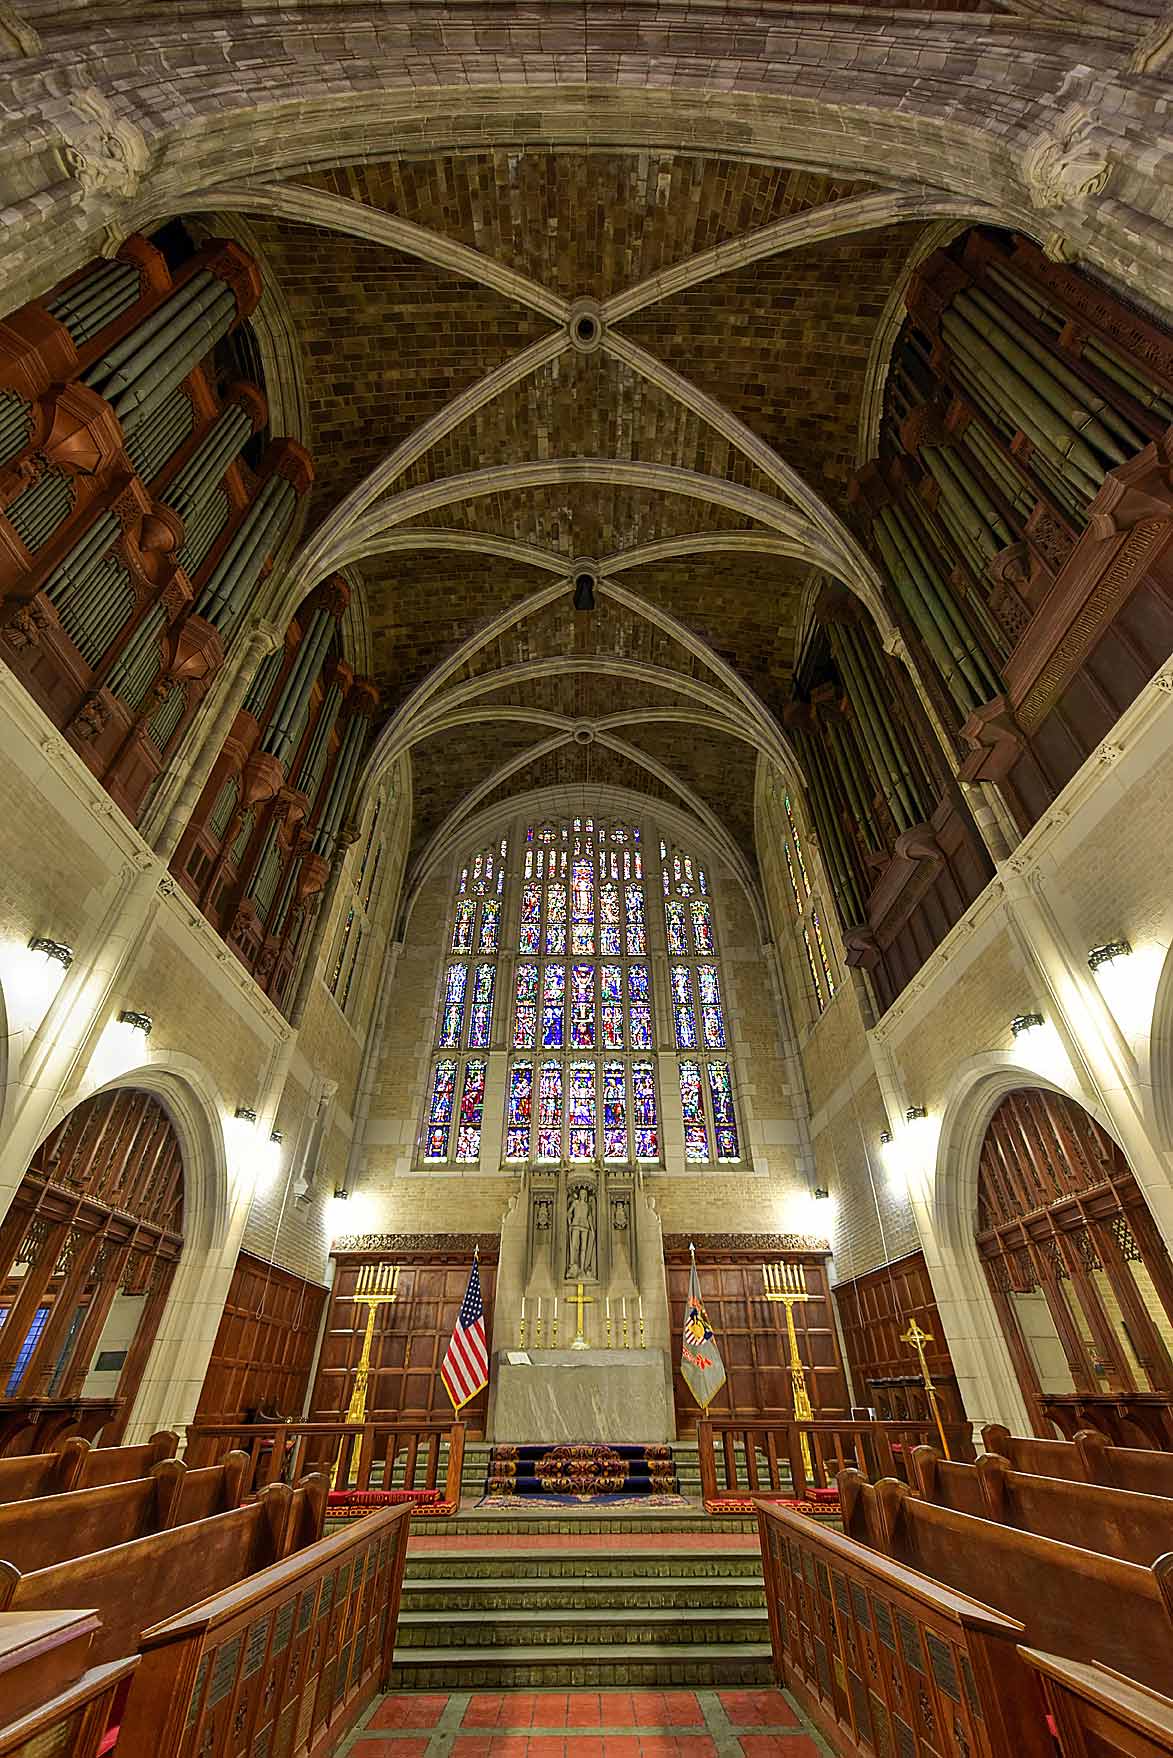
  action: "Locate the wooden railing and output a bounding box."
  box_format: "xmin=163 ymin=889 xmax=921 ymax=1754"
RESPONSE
xmin=697 ymin=1417 xmax=975 ymax=1501
xmin=185 ymin=1419 xmax=465 ymax=1505
xmin=114 ymin=1499 xmax=414 ymax=1758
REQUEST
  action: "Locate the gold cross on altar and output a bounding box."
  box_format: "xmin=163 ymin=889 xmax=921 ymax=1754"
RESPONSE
xmin=569 ymin=1281 xmax=594 ymax=1350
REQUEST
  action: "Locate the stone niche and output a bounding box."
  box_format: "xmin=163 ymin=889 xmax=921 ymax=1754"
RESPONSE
xmin=487 ymin=1165 xmax=675 ymax=1442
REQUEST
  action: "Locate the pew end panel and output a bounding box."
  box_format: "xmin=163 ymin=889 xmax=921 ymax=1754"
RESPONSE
xmin=78 ymin=1430 xmax=179 ymax=1489
xmin=1020 ymin=1648 xmax=1173 ymax=1756
xmin=115 ymin=1500 xmax=415 ymax=1758
xmin=0 ymin=1609 xmax=139 ymax=1758
xmin=756 ymin=1498 xmax=1053 ymax=1758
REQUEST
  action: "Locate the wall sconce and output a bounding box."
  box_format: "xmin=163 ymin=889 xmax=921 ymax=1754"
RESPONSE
xmin=118 ymin=1010 xmax=152 ymax=1036
xmin=813 ymin=1187 xmax=830 ymax=1201
xmin=1088 ymin=940 xmax=1131 ymax=971
xmin=879 ymin=1130 xmax=893 ymax=1146
xmin=333 ymin=1186 xmax=349 ymax=1201
xmin=905 ymin=1106 xmax=927 ymax=1122
xmin=28 ymin=936 xmax=73 ymax=969
xmin=270 ymin=1130 xmax=284 ymax=1144
xmin=1011 ymin=1013 xmax=1044 ymax=1037
xmin=234 ymin=1106 xmax=258 ymax=1123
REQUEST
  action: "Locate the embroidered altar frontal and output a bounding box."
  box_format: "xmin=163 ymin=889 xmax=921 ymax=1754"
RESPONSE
xmin=484 ymin=1442 xmax=680 ymax=1501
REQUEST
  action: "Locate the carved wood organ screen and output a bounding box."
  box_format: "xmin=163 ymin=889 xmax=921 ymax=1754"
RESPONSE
xmin=0 ymin=223 xmax=379 ymax=1011
xmin=976 ymin=1087 xmax=1173 ymax=1438
xmin=785 ymin=227 xmax=1173 ymax=1015
xmin=0 ymin=1087 xmax=185 ymax=1445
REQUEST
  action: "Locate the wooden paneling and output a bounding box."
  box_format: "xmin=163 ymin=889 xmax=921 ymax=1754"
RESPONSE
xmin=193 ymin=1252 xmax=327 ymax=1428
xmin=664 ymin=1237 xmax=849 ymax=1434
xmin=834 ymin=1249 xmax=966 ymax=1424
xmin=312 ymin=1241 xmax=497 ymax=1439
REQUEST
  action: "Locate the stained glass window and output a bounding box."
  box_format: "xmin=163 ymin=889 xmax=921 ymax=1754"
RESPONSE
xmin=514 ymin=963 xmax=538 ymax=1049
xmin=467 ymin=963 xmax=495 ymax=1048
xmin=545 ymin=882 xmax=567 ymax=954
xmin=603 ymin=1060 xmax=627 ymax=1161
xmin=671 ymin=964 xmax=698 ymax=1049
xmin=708 ymin=1061 xmax=740 ymax=1161
xmin=601 ymin=964 xmax=624 ymax=1049
xmin=424 ymin=1059 xmax=457 ymax=1160
xmin=812 ymin=908 xmax=836 ymax=1002
xmin=537 ymin=1061 xmax=563 ymax=1160
xmin=665 ymin=898 xmax=688 ymax=956
xmin=478 ymin=898 xmax=501 ymax=954
xmin=542 ymin=964 xmax=565 ymax=1048
xmin=506 ymin=1062 xmax=532 ymax=1161
xmin=600 ymin=881 xmax=621 ymax=956
xmin=697 ymin=964 xmax=726 ymax=1048
xmin=455 ymin=1059 xmax=486 ymax=1162
xmin=452 ymin=898 xmax=475 ymax=953
xmin=628 ymin=964 xmax=652 ymax=1049
xmin=691 ymin=900 xmax=715 ymax=955
xmin=570 ymin=963 xmax=595 ymax=1049
xmin=632 ymin=1061 xmax=659 ymax=1160
xmin=679 ymin=1060 xmax=709 ymax=1163
xmin=520 ymin=883 xmax=541 ymax=953
xmin=571 ymin=858 xmax=594 ymax=955
xmin=569 ymin=1061 xmax=596 ymax=1160
xmin=438 ymin=963 xmax=468 ymax=1048
xmin=625 ymin=883 xmax=646 ymax=955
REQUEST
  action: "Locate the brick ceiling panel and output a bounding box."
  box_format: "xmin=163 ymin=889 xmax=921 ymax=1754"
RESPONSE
xmin=467 ymin=671 xmax=706 ymax=720
xmin=471 ymin=744 xmax=678 ymax=824
xmin=304 ymin=155 xmax=872 ymax=303
xmin=400 ymin=350 xmax=792 ymax=499
xmin=404 ymin=484 xmax=760 ymax=558
xmin=243 ymin=216 xmax=551 ymax=523
xmin=615 ymin=721 xmax=759 ymax=861
xmin=620 ymin=224 xmax=925 ymax=510
xmin=361 ymin=550 xmax=552 ymax=711
xmin=449 ymin=594 xmax=709 ymax=688
xmin=408 ymin=721 xmax=546 ymax=864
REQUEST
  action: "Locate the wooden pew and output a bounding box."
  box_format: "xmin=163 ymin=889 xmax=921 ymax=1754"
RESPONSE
xmin=1020 ymin=1648 xmax=1173 ymax=1756
xmin=0 ymin=1474 xmax=327 ymax=1665
xmin=115 ymin=1499 xmax=414 ymax=1758
xmin=0 ymin=1431 xmax=178 ymax=1504
xmin=837 ymin=1470 xmax=1173 ymax=1694
xmin=911 ymin=1446 xmax=1173 ymax=1567
xmin=756 ymin=1496 xmax=1054 ymax=1757
xmin=983 ymin=1422 xmax=1173 ymax=1496
xmin=0 ymin=1609 xmax=139 ymax=1758
xmin=0 ymin=1452 xmax=249 ymax=1574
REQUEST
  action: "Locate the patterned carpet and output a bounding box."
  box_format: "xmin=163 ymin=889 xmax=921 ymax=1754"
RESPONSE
xmin=484 ymin=1443 xmax=681 ymax=1502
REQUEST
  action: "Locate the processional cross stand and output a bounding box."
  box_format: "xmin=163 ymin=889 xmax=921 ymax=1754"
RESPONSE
xmin=568 ymin=1281 xmax=594 ymax=1351
xmin=336 ymin=1262 xmax=399 ymax=1485
xmin=901 ymin=1318 xmax=951 ymax=1459
xmin=764 ymin=1261 xmax=815 ymax=1480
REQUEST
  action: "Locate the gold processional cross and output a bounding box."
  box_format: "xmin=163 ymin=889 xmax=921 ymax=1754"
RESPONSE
xmin=901 ymin=1317 xmax=951 ymax=1458
xmin=764 ymin=1260 xmax=815 ymax=1480
xmin=569 ymin=1281 xmax=595 ymax=1350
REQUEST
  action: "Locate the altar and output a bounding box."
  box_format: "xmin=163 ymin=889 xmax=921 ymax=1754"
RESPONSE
xmin=491 ymin=1347 xmax=674 ymax=1443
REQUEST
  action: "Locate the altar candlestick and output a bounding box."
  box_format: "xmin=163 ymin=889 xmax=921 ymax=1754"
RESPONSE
xmin=521 ymin=1296 xmax=526 ymax=1318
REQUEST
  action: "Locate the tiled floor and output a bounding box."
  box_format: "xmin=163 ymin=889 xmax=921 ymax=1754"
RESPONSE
xmin=341 ymin=1691 xmax=830 ymax=1757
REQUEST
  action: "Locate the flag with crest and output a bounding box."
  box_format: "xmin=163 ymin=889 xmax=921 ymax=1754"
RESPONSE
xmin=680 ymin=1247 xmax=726 ymax=1408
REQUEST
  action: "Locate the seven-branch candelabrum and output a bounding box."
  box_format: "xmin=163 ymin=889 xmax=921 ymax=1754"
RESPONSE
xmin=337 ymin=1262 xmax=399 ymax=1486
xmin=901 ymin=1318 xmax=951 ymax=1459
xmin=763 ymin=1261 xmax=815 ymax=1479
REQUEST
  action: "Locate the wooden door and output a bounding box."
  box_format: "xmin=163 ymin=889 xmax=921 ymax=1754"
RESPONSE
xmin=664 ymin=1238 xmax=849 ymax=1434
xmin=312 ymin=1245 xmax=497 ymax=1437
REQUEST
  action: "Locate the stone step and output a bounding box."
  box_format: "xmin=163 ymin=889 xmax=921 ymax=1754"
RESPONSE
xmin=391 ymin=1642 xmax=774 ymax=1690
xmin=405 ymin=1550 xmax=763 ymax=1582
xmin=395 ymin=1607 xmax=769 ymax=1650
xmin=411 ymin=1513 xmax=758 ymax=1535
xmin=402 ymin=1576 xmax=765 ymax=1612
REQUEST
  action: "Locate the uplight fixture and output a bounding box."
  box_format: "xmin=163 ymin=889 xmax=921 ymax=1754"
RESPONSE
xmin=814 ymin=1187 xmax=830 ymax=1201
xmin=118 ymin=1010 xmax=152 ymax=1035
xmin=1088 ymin=940 xmax=1131 ymax=971
xmin=270 ymin=1130 xmax=284 ymax=1144
xmin=28 ymin=936 xmax=74 ymax=968
xmin=1011 ymin=1013 xmax=1045 ymax=1037
xmin=879 ymin=1130 xmax=893 ymax=1145
xmin=234 ymin=1106 xmax=258 ymax=1123
xmin=905 ymin=1106 xmax=927 ymax=1122
xmin=333 ymin=1186 xmax=349 ymax=1201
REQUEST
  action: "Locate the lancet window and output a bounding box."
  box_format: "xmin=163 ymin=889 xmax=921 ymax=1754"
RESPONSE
xmin=766 ymin=776 xmax=837 ymax=1019
xmin=662 ymin=841 xmax=741 ymax=1163
xmin=423 ymin=838 xmax=508 ymax=1164
xmin=326 ymin=781 xmax=393 ymax=1020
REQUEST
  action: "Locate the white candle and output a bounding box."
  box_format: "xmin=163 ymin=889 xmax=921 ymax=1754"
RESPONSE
xmin=638 ymin=1295 xmax=643 ymax=1319
xmin=521 ymin=1296 xmax=526 ymax=1319
xmin=553 ymin=1297 xmax=558 ymax=1319
xmin=605 ymin=1296 xmax=610 ymax=1318
xmin=537 ymin=1296 xmax=542 ymax=1320
xmin=622 ymin=1296 xmax=627 ymax=1319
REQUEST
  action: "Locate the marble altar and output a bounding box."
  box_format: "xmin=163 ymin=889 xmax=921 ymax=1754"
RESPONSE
xmin=490 ymin=1347 xmax=675 ymax=1443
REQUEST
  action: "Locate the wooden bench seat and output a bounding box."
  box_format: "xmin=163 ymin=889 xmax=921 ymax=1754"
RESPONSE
xmin=0 ymin=1432 xmax=178 ymax=1504
xmin=983 ymin=1423 xmax=1173 ymax=1496
xmin=838 ymin=1470 xmax=1173 ymax=1695
xmin=115 ymin=1499 xmax=414 ymax=1758
xmin=0 ymin=1475 xmax=327 ymax=1665
xmin=910 ymin=1445 xmax=1173 ymax=1567
xmin=0 ymin=1453 xmax=248 ymax=1574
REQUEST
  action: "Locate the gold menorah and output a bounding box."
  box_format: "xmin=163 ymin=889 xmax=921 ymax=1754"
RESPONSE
xmin=764 ymin=1261 xmax=814 ymax=1480
xmin=346 ymin=1263 xmax=399 ymax=1426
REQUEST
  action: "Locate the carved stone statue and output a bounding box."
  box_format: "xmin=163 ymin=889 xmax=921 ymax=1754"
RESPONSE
xmin=566 ymin=1186 xmax=597 ymax=1280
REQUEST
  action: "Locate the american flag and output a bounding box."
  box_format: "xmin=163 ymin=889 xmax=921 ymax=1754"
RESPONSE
xmin=440 ymin=1256 xmax=489 ymax=1411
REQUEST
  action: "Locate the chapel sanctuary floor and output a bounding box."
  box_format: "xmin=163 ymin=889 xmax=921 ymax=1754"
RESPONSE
xmin=339 ymin=1690 xmax=830 ymax=1757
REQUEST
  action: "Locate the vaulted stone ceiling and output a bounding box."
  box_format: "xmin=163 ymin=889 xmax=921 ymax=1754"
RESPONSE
xmin=233 ymin=148 xmax=935 ymax=881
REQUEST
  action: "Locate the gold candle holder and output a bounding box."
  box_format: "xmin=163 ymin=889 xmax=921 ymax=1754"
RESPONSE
xmin=606 ymin=1316 xmax=613 ymax=1350
xmin=519 ymin=1317 xmax=527 ymax=1350
xmin=621 ymin=1317 xmax=630 ymax=1350
xmin=639 ymin=1316 xmax=646 ymax=1350
xmin=552 ymin=1317 xmax=559 ymax=1347
xmin=534 ymin=1317 xmax=544 ymax=1348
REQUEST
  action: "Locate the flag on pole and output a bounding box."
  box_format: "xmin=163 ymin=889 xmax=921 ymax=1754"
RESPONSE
xmin=680 ymin=1244 xmax=726 ymax=1409
xmin=440 ymin=1254 xmax=489 ymax=1411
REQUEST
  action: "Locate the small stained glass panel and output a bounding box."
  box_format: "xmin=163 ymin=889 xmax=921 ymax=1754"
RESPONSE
xmin=599 ymin=881 xmax=621 ymax=956
xmin=438 ymin=963 xmax=468 ymax=1048
xmin=467 ymin=963 xmax=495 ymax=1048
xmin=697 ymin=963 xmax=726 ymax=1048
xmin=542 ymin=964 xmax=565 ymax=1049
xmin=506 ymin=1062 xmax=532 ymax=1161
xmin=625 ymin=883 xmax=646 ymax=956
xmin=424 ymin=1060 xmax=456 ymax=1159
xmin=452 ymin=898 xmax=474 ymax=953
xmin=568 ymin=1061 xmax=596 ymax=1161
xmin=632 ymin=1060 xmax=659 ymax=1160
xmin=671 ymin=965 xmax=697 ymax=1050
xmin=536 ymin=1061 xmax=563 ymax=1161
xmin=478 ymin=898 xmax=501 ymax=954
xmin=570 ymin=962 xmax=595 ymax=1049
xmin=691 ymin=899 xmax=715 ymax=955
xmin=679 ymin=1059 xmax=709 ymax=1163
xmin=628 ymin=964 xmax=652 ymax=1050
xmin=602 ymin=1060 xmax=627 ymax=1161
xmin=519 ymin=883 xmax=541 ymax=954
xmin=708 ymin=1061 xmax=740 ymax=1161
xmin=665 ymin=898 xmax=688 ymax=956
xmin=545 ymin=883 xmax=567 ymax=955
xmin=454 ymin=1059 xmax=486 ymax=1163
xmin=514 ymin=963 xmax=538 ymax=1049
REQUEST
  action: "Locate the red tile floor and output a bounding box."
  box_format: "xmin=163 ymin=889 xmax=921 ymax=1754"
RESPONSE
xmin=343 ymin=1690 xmax=829 ymax=1757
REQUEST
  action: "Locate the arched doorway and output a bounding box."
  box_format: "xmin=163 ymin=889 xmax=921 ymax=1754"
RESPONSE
xmin=976 ymin=1088 xmax=1173 ymax=1446
xmin=0 ymin=1087 xmax=184 ymax=1454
